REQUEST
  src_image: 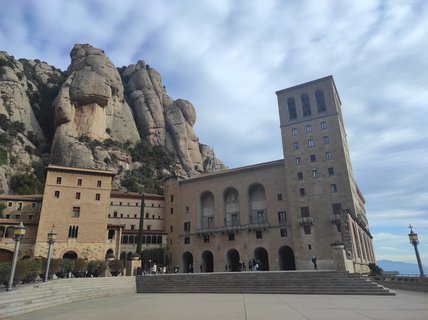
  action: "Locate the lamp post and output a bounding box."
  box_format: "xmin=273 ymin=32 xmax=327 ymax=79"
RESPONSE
xmin=44 ymin=225 xmax=57 ymax=282
xmin=408 ymin=225 xmax=424 ymax=277
xmin=7 ymin=222 xmax=26 ymax=291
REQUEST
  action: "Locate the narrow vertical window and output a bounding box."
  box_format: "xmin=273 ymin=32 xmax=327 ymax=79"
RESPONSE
xmin=310 ymin=154 xmax=316 ymax=162
xmin=301 ymin=93 xmax=312 ymax=116
xmin=295 ymin=157 xmax=301 ymax=165
xmin=287 ymin=97 xmax=297 ymax=120
xmin=306 ymin=125 xmax=312 ymax=133
xmin=331 ymin=184 xmax=337 ymax=193
xmin=316 ymin=89 xmax=327 ymax=112
xmin=293 ymin=142 xmax=299 ymax=150
xmin=328 ymin=167 xmax=335 ymax=175
xmin=308 ymin=139 xmax=314 ymax=147
xmin=75 ymin=192 xmax=81 ymax=200
xmin=323 ymin=136 xmax=330 ymax=144
xmin=297 ymin=172 xmax=303 ymax=180
xmin=325 ymin=152 xmax=332 ymax=160
xmin=291 ymin=128 xmax=298 ymax=136
xmin=97 ymin=180 xmax=102 ymax=187
xmin=312 ymin=169 xmax=319 ymax=178
xmin=95 ymin=193 xmax=101 ymax=201
xmin=77 ymin=178 xmax=82 ymax=186
xmin=320 ymin=121 xmax=327 ymax=129
xmin=299 ymin=188 xmax=305 ymax=197
xmin=56 ymin=177 xmax=62 ymax=184
xmin=277 ymin=193 xmax=283 ymax=201
xmin=54 ymin=190 xmax=60 ymax=198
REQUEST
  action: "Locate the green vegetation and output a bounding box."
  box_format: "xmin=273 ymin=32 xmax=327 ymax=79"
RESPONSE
xmin=0 ymin=147 xmax=7 ymax=166
xmin=122 ymin=142 xmax=177 ymax=194
xmin=10 ymin=172 xmax=44 ymax=194
xmin=368 ymin=263 xmax=383 ymax=276
xmin=0 ymin=202 xmax=6 ymax=218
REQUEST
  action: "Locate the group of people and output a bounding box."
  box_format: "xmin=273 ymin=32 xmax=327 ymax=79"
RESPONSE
xmin=224 ymin=258 xmax=262 ymax=272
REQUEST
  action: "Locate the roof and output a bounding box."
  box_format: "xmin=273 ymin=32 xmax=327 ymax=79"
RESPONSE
xmin=0 ymin=194 xmax=43 ymax=201
xmin=179 ymin=160 xmax=284 ymax=184
xmin=46 ymin=164 xmax=116 ymax=176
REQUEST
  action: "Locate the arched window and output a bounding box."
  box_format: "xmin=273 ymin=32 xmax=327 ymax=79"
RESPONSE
xmin=287 ymin=97 xmax=297 ymax=120
xmin=200 ymin=191 xmax=215 ymax=229
xmin=301 ymin=94 xmax=311 ymax=116
xmin=248 ymin=184 xmax=267 ymax=224
xmin=224 ymin=187 xmax=240 ymax=227
xmin=315 ymin=89 xmax=326 ymax=112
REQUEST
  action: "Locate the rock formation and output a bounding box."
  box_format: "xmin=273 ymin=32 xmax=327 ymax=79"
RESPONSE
xmin=0 ymin=44 xmax=225 ymax=193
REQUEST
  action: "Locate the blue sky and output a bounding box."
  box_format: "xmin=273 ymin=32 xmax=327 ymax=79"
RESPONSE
xmin=1 ymin=0 xmax=427 ymax=265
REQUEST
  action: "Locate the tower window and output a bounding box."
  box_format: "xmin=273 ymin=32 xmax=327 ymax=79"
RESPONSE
xmin=97 ymin=180 xmax=102 ymax=187
xmin=310 ymin=154 xmax=316 ymax=162
xmin=316 ymin=89 xmax=327 ymax=112
xmin=184 ymin=237 xmax=190 ymax=244
xmin=306 ymin=125 xmax=312 ymax=133
xmin=296 ymin=157 xmax=301 ymax=165
xmin=280 ymin=228 xmax=288 ymax=237
xmin=297 ymin=172 xmax=303 ymax=180
xmin=228 ymin=233 xmax=235 ymax=241
xmin=312 ymin=169 xmax=319 ymax=178
xmin=331 ymin=184 xmax=338 ymax=193
xmin=323 ymin=136 xmax=330 ymax=144
xmin=291 ymin=128 xmax=298 ymax=136
xmin=77 ymin=178 xmax=82 ymax=186
xmin=256 ymin=231 xmax=263 ymax=239
xmin=287 ymin=97 xmax=297 ymax=120
xmin=308 ymin=139 xmax=314 ymax=147
xmin=325 ymin=152 xmax=332 ymax=160
xmin=56 ymin=177 xmax=62 ymax=184
xmin=95 ymin=193 xmax=101 ymax=201
xmin=75 ymin=192 xmax=81 ymax=200
xmin=303 ymin=225 xmax=311 ymax=234
xmin=293 ymin=142 xmax=299 ymax=150
xmin=72 ymin=207 xmax=80 ymax=218
xmin=299 ymin=188 xmax=305 ymax=197
xmin=328 ymin=167 xmax=335 ymax=175
xmin=277 ymin=193 xmax=283 ymax=201
xmin=54 ymin=190 xmax=60 ymax=198
xmin=320 ymin=121 xmax=327 ymax=129
xmin=301 ymin=93 xmax=312 ymax=116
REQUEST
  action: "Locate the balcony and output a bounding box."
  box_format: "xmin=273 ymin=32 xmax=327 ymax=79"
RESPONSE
xmin=248 ymin=210 xmax=269 ymax=231
xmin=298 ymin=216 xmax=314 ymax=226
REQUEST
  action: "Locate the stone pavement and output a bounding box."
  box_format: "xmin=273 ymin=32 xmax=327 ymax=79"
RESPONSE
xmin=7 ymin=290 xmax=428 ymax=320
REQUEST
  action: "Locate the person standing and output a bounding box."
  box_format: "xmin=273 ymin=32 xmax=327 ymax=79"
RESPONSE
xmin=311 ymin=256 xmax=318 ymax=270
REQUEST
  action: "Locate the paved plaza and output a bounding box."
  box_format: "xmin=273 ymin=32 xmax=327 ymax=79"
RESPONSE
xmin=7 ymin=289 xmax=428 ymax=320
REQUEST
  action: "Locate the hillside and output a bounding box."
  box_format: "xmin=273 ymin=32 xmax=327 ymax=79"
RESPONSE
xmin=0 ymin=44 xmax=225 ymax=194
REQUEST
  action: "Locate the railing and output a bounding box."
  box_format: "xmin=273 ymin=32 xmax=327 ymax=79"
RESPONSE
xmin=298 ymin=216 xmax=314 ymax=226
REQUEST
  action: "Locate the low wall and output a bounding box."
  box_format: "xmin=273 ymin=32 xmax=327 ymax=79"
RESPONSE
xmin=374 ymin=276 xmax=428 ymax=293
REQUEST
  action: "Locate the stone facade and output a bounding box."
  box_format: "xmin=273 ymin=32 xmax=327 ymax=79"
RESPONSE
xmin=164 ymin=76 xmax=375 ymax=273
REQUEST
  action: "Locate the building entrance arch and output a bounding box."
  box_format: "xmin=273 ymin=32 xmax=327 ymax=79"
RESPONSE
xmin=182 ymin=251 xmax=194 ymax=273
xmin=279 ymin=246 xmax=296 ymax=270
xmin=63 ymin=251 xmax=78 ymax=260
xmin=226 ymin=249 xmax=240 ymax=271
xmin=201 ymin=250 xmax=214 ymax=272
xmin=254 ymin=247 xmax=269 ymax=271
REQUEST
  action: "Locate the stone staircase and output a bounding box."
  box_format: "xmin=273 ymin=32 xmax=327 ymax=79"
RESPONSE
xmin=0 ymin=276 xmax=136 ymax=319
xmin=136 ymin=271 xmax=395 ymax=295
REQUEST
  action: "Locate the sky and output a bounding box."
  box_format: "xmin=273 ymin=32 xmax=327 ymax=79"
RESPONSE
xmin=0 ymin=0 xmax=427 ymax=266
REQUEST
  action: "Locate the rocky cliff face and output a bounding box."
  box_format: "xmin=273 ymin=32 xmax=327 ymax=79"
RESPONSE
xmin=0 ymin=44 xmax=225 ymax=193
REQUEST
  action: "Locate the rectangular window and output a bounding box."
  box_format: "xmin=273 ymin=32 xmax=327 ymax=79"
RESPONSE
xmin=291 ymin=128 xmax=298 ymax=136
xmin=299 ymin=188 xmax=305 ymax=197
xmin=303 ymin=225 xmax=311 ymax=234
xmin=297 ymin=172 xmax=303 ymax=180
xmin=17 ymin=203 xmax=22 ymax=211
xmin=72 ymin=207 xmax=80 ymax=218
xmin=310 ymin=154 xmax=316 ymax=162
xmin=277 ymin=193 xmax=283 ymax=201
xmin=228 ymin=233 xmax=235 ymax=241
xmin=308 ymin=139 xmax=314 ymax=147
xmin=95 ymin=193 xmax=101 ymax=201
xmin=147 ymin=225 xmax=151 ymax=231
xmin=170 ymin=195 xmax=174 ymax=202
xmin=170 ymin=208 xmax=174 ymax=215
xmin=184 ymin=222 xmax=191 ymax=232
xmin=75 ymin=192 xmax=81 ymax=200
xmin=204 ymin=235 xmax=210 ymax=243
xmin=77 ymin=178 xmax=82 ymax=186
xmin=134 ymin=214 xmax=137 ymax=218
xmin=54 ymin=190 xmax=60 ymax=198
xmin=306 ymin=125 xmax=312 ymax=133
xmin=323 ymin=136 xmax=330 ymax=144
xmin=280 ymin=228 xmax=288 ymax=237
xmin=331 ymin=184 xmax=337 ymax=193
xmin=325 ymin=152 xmax=332 ymax=160
xmin=8 ymin=202 xmax=12 ymax=207
xmin=185 ymin=206 xmax=190 ymax=214
xmin=320 ymin=121 xmax=327 ymax=129
xmin=295 ymin=157 xmax=301 ymax=165
xmin=328 ymin=167 xmax=335 ymax=175
xmin=256 ymin=230 xmax=263 ymax=239
xmin=120 ymin=214 xmax=123 ymax=218
xmin=56 ymin=177 xmax=62 ymax=184
xmin=300 ymin=206 xmax=310 ymax=217
xmin=293 ymin=142 xmax=299 ymax=150
xmin=312 ymin=169 xmax=319 ymax=178
xmin=184 ymin=237 xmax=190 ymax=244
xmin=31 ymin=202 xmax=36 ymax=208
xmin=97 ymin=180 xmax=102 ymax=187
xmin=170 ymin=225 xmax=173 ymax=232
xmin=278 ymin=211 xmax=286 ymax=224
xmin=130 ymin=224 xmax=135 ymax=230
